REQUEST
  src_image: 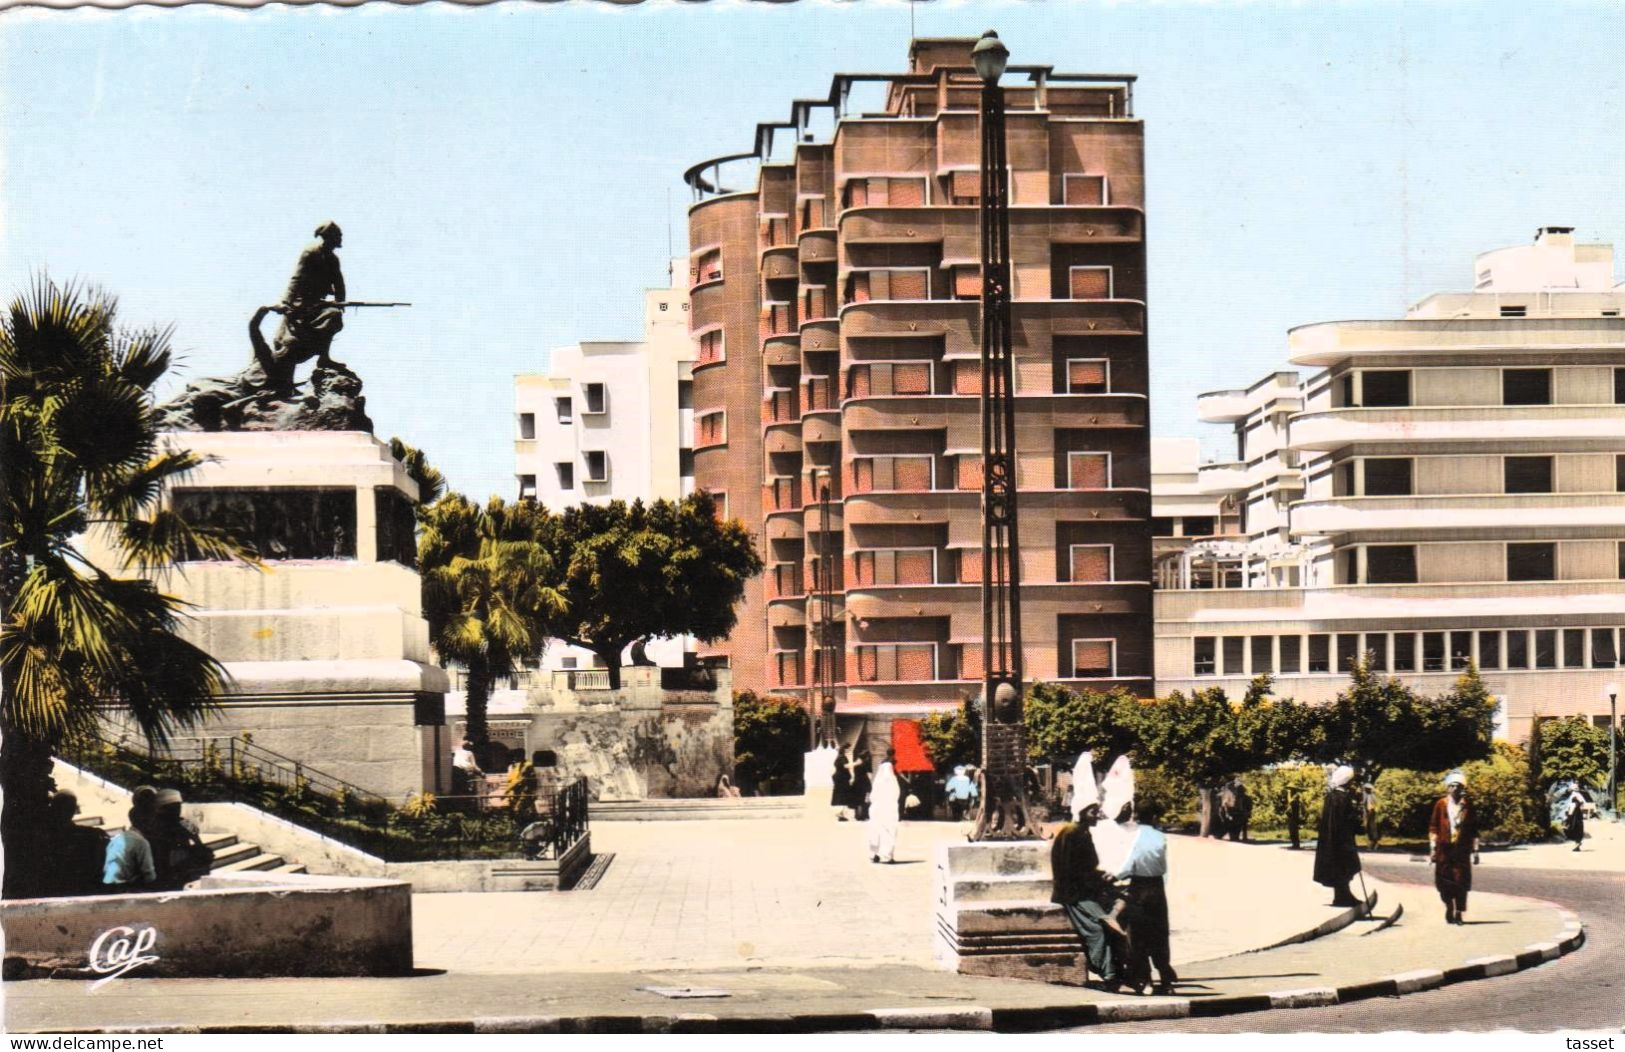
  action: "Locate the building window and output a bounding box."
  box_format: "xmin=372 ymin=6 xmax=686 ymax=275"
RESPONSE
xmin=1451 ymin=631 xmax=1473 ymax=671
xmin=948 ymin=169 xmax=980 ymax=205
xmin=556 ymin=397 xmax=573 ymax=424
xmin=1366 ymin=545 xmax=1418 ymax=584
xmin=1503 ymin=368 xmax=1552 ymax=406
xmin=1499 ymin=305 xmax=1527 ymax=318
xmin=1363 ymin=458 xmax=1413 ymax=496
xmin=1280 ymin=636 xmax=1301 ymax=674
xmin=679 ymin=449 xmax=695 ymax=479
xmin=1365 ymin=634 xmax=1388 ymax=671
xmin=518 ymin=474 xmax=537 ymax=500
xmin=1194 ymin=636 xmax=1216 ymax=676
xmin=1393 ymin=633 xmax=1417 ymax=672
xmin=1336 ymin=634 xmax=1359 ymax=672
xmin=1504 ymin=456 xmax=1553 ymax=494
xmin=855 ymin=643 xmax=937 ymax=683
xmin=1507 ymin=631 xmax=1530 ymax=669
xmin=583 ymin=451 xmax=608 ymax=483
xmin=696 ymin=411 xmax=727 ymax=447
xmin=1619 ymin=541 xmax=1625 ymax=579
xmin=1067 ymin=452 xmax=1111 ymax=490
xmin=1061 ymin=173 xmax=1108 ymax=205
xmin=1422 ymin=632 xmax=1446 ymax=672
xmin=518 ymin=413 xmax=536 ymax=440
xmin=1182 ymin=516 xmax=1215 ymax=537
xmin=1341 ymin=548 xmax=1359 ymax=585
xmin=582 ymin=383 xmax=608 ymax=415
xmin=1360 ymin=370 xmax=1411 ymax=408
xmin=1534 ymin=629 xmax=1558 ymax=669
xmin=693 ymin=248 xmax=723 ymax=284
xmin=1616 ymin=455 xmax=1624 ymax=493
xmin=1150 ymin=517 xmax=1175 ymax=537
xmin=1478 ymin=631 xmax=1501 ymax=670
xmin=1066 ymin=358 xmax=1110 ymax=394
xmin=1307 ymin=634 xmax=1330 ymax=673
xmin=1251 ymin=636 xmax=1273 ymax=675
xmin=1564 ymin=628 xmax=1586 ymax=669
xmin=1222 ymin=636 xmax=1245 ymax=676
xmin=1615 ymin=368 xmax=1625 ymax=404
xmin=1068 ymin=266 xmax=1113 ymax=300
xmin=1069 ymin=544 xmax=1113 ymax=583
xmin=560 ymin=656 xmax=578 ymax=670
xmin=951 ymin=266 xmax=981 ymax=300
xmin=1507 ymin=542 xmax=1555 ymax=581
xmin=696 ymin=329 xmax=725 ymax=366
xmin=1073 ymin=639 xmax=1115 ymax=678
xmin=1593 ymin=628 xmax=1618 ymax=668
xmin=555 ymin=463 xmax=574 ymax=491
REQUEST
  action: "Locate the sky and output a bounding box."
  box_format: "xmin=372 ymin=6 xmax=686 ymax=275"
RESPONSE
xmin=3 ymin=0 xmax=1623 ymax=502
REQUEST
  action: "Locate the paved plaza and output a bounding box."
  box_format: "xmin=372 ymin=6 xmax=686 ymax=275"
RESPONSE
xmin=8 ymin=812 xmax=1617 ymax=1033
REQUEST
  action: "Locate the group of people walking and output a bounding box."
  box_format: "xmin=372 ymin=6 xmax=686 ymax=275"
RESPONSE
xmin=43 ymin=785 xmax=213 ymax=897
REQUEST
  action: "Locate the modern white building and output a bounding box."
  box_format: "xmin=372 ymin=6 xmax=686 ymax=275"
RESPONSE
xmin=513 ymin=265 xmax=697 ymax=671
xmin=1154 ymin=228 xmax=1625 ymax=743
xmin=515 ymin=265 xmax=695 ymax=509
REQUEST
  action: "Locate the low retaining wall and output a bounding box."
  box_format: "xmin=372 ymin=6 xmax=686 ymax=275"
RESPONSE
xmin=0 ymin=871 xmax=412 ymax=980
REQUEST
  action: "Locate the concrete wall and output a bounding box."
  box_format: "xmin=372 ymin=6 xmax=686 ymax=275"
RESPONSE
xmin=0 ymin=871 xmax=412 ymax=979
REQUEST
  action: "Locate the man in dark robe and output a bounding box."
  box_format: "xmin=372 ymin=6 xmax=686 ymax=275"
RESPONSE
xmin=1285 ymin=786 xmax=1303 ymax=850
xmin=831 ymin=747 xmax=852 ymax=820
xmin=1051 ymin=801 xmax=1126 ymax=990
xmin=1428 ymin=770 xmax=1480 ymax=924
xmin=1313 ymin=764 xmax=1363 ymax=907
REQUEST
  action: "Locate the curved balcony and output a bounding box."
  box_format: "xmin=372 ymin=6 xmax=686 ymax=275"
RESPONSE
xmin=688 ymin=281 xmax=730 ymax=325
xmin=767 ymin=599 xmax=807 ymax=629
xmin=840 ymin=298 xmax=977 ymax=339
xmin=1288 ymin=404 xmax=1625 ymax=451
xmin=761 ymin=245 xmax=798 ymax=281
xmin=798 ymin=231 xmax=837 ymax=266
xmin=801 ymin=412 xmax=841 ymax=445
xmin=762 ymin=422 xmax=802 ymax=457
xmin=1196 ymin=389 xmax=1249 ymax=423
xmin=798 ymin=319 xmax=839 ymax=353
xmin=764 ymin=513 xmax=804 ymax=544
xmin=1289 ymin=492 xmax=1625 ymax=537
xmin=1195 ymin=460 xmax=1246 ymax=494
xmin=762 ymin=333 xmax=801 ymax=368
xmin=1288 ymin=317 xmax=1625 ymax=367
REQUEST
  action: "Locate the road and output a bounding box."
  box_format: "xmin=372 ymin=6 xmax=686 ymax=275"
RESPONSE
xmin=1084 ymin=859 xmax=1625 ymax=1033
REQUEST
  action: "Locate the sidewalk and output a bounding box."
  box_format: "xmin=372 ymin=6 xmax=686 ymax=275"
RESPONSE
xmin=4 ymin=816 xmax=1588 ymax=1033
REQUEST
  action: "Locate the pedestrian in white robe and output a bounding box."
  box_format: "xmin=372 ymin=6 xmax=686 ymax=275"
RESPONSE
xmin=868 ymin=749 xmax=901 ymax=863
xmin=1071 ymin=751 xmax=1100 ymax=821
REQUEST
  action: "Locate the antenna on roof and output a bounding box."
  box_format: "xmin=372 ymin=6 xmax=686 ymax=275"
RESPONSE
xmin=666 ymin=187 xmax=673 ymax=281
xmin=910 ymin=0 xmax=916 ymax=42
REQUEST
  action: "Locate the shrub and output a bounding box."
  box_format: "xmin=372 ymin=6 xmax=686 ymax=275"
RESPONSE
xmin=733 ymin=690 xmax=808 ymax=795
xmin=1462 ymin=742 xmax=1543 ymax=843
xmin=1537 ymin=716 xmax=1614 ymax=791
xmin=1375 ymin=768 xmax=1441 ymax=838
xmin=1133 ymin=766 xmax=1197 ymax=830
xmin=918 ymin=702 xmax=979 ymax=776
xmin=401 ymin=792 xmax=438 ymax=819
xmin=1241 ymin=764 xmax=1327 ymax=832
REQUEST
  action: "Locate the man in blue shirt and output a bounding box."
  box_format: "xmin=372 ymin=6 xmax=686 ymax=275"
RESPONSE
xmin=103 ymin=803 xmax=157 ymax=891
xmin=944 ymin=766 xmax=977 ymax=820
xmin=1115 ymin=799 xmax=1177 ymax=995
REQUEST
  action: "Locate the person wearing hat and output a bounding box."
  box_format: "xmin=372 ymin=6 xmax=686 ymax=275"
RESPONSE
xmin=1428 ymin=770 xmax=1480 ymax=924
xmin=1361 ymin=781 xmax=1381 ymax=850
xmin=149 ymin=788 xmax=213 ymax=891
xmin=944 ymin=765 xmax=976 ymax=821
xmin=1313 ymin=764 xmax=1364 ymax=908
xmin=104 ymin=790 xmax=159 ymax=891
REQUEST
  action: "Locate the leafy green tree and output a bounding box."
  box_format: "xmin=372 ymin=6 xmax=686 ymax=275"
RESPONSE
xmin=1316 ymin=661 xmax=1495 ymax=774
xmin=1537 ymin=715 xmax=1613 ymax=790
xmin=733 ymin=690 xmax=808 ymax=794
xmin=547 ymin=492 xmax=762 ymax=688
xmin=419 ymin=494 xmax=561 ymax=746
xmin=1 ymin=279 xmax=252 ymax=897
xmin=918 ymin=700 xmax=980 ymax=775
xmin=389 ymin=436 xmax=446 ymax=505
xmin=1023 ymin=683 xmax=1141 ymax=765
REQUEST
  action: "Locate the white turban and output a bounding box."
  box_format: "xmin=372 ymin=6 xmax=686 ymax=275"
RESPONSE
xmin=953 ymin=766 xmax=966 ymax=777
xmin=1100 ymin=754 xmax=1136 ymax=823
xmin=1444 ymin=770 xmax=1466 ymax=788
xmin=1070 ymin=751 xmax=1099 ymax=820
xmin=1331 ymin=765 xmax=1355 ymax=789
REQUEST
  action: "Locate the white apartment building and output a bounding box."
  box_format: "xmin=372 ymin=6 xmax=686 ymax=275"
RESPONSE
xmin=1154 ymin=228 xmax=1625 ymax=742
xmin=513 ymin=266 xmax=697 ymax=671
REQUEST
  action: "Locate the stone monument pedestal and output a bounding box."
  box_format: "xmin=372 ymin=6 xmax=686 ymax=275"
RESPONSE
xmin=933 ymin=840 xmax=1087 ymax=984
xmin=94 ymin=431 xmax=449 ymax=800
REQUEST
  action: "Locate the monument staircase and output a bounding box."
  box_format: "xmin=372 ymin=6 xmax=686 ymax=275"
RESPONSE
xmin=72 ymin=812 xmax=308 ymax=876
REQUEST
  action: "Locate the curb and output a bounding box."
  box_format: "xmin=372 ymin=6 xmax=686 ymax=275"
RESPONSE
xmin=25 ymin=906 xmax=1587 ymax=1035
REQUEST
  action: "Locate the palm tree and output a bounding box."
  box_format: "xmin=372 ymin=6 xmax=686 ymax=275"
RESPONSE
xmin=419 ymin=494 xmax=561 ymax=751
xmin=1 ymin=277 xmax=252 ymax=898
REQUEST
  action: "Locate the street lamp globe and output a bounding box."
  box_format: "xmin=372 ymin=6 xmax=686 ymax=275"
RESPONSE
xmin=1606 ymin=683 xmax=1619 ymax=703
xmin=972 ymin=30 xmax=1009 ymax=84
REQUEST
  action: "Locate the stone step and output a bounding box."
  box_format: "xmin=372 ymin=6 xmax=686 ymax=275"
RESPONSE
xmin=218 ymin=852 xmax=287 ymax=873
xmin=208 ymin=841 xmax=262 ymax=868
xmin=592 ymin=798 xmax=805 ymax=821
xmin=201 ymin=831 xmax=239 ymax=851
xmin=269 ymin=863 xmax=308 ymax=875
xmin=939 ymin=840 xmax=1050 ymax=878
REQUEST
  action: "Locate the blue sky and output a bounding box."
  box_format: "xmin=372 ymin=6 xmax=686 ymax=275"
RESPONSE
xmin=3 ymin=1 xmax=1622 ymax=501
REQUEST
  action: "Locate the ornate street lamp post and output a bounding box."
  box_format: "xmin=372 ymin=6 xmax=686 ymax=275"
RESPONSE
xmin=813 ymin=471 xmax=838 ymax=747
xmin=971 ymin=30 xmax=1037 ymax=840
xmin=1607 ymin=683 xmax=1619 ymax=812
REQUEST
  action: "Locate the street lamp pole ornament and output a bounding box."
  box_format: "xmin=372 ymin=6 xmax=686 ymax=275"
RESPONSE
xmin=1607 ymin=683 xmax=1619 ymax=813
xmin=972 ymin=29 xmax=1037 ymax=841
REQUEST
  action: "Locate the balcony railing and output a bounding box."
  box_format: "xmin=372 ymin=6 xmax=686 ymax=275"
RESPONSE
xmin=847 ymin=455 xmax=938 ymax=494
xmin=764 ymin=476 xmax=804 ymax=513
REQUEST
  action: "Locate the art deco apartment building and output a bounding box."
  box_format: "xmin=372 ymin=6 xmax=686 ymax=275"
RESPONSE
xmin=1155 ymin=228 xmax=1625 ymax=742
xmin=684 ymin=38 xmax=1154 ymax=723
